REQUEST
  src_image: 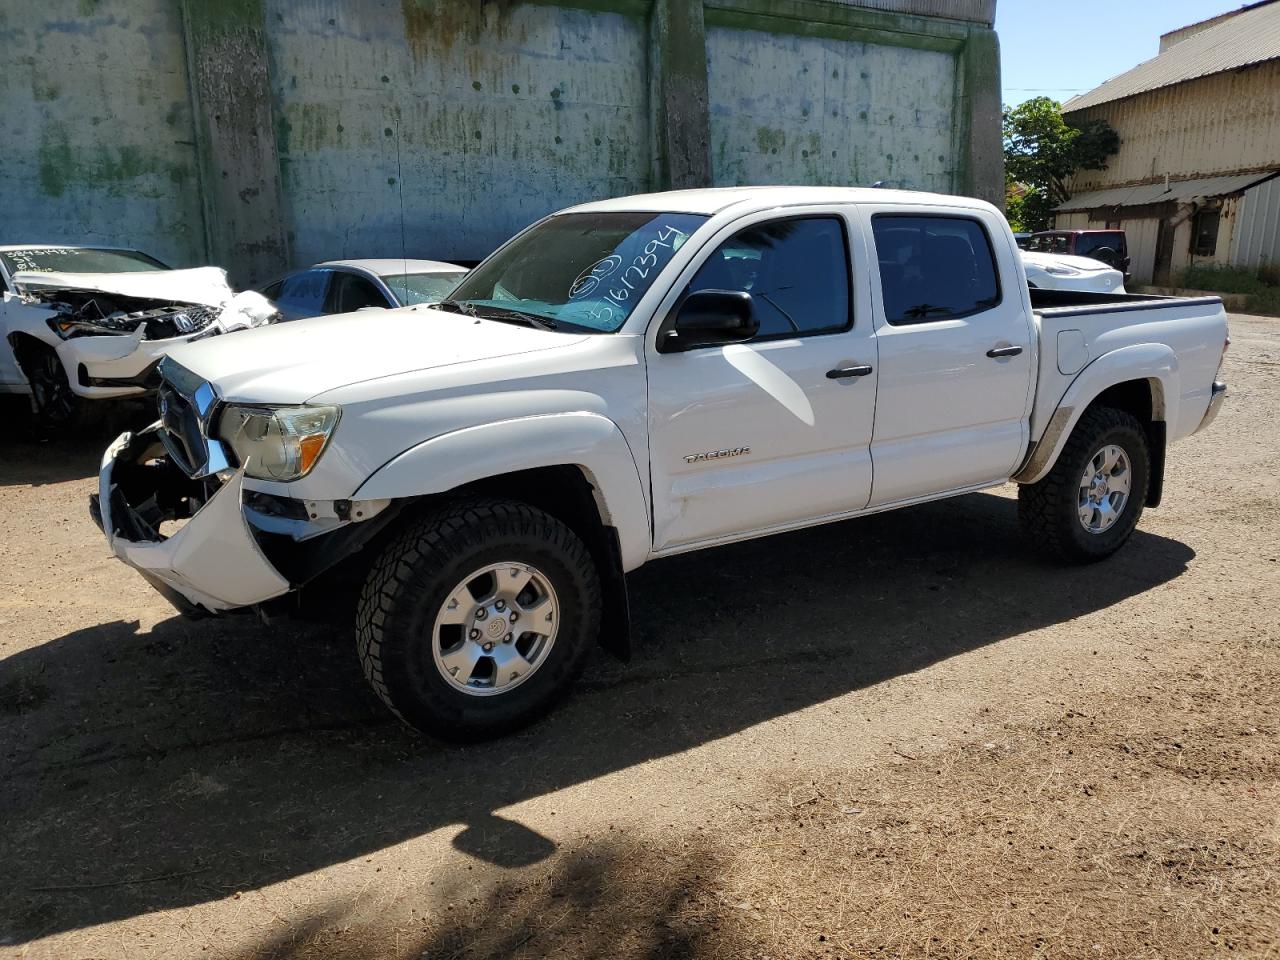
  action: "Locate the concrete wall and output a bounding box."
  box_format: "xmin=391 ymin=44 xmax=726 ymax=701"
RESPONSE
xmin=0 ymin=1 xmax=205 ymax=268
xmin=0 ymin=0 xmax=1002 ymax=285
xmin=705 ymin=26 xmax=957 ymax=191
xmin=265 ymin=1 xmax=652 ymax=265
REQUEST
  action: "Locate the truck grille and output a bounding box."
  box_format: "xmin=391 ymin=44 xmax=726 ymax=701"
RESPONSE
xmin=155 ymin=359 xmax=218 ymax=477
xmin=157 ymin=382 xmax=205 ymax=476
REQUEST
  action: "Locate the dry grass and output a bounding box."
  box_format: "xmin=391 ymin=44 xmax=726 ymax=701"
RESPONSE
xmin=720 ymin=657 xmax=1279 ymax=958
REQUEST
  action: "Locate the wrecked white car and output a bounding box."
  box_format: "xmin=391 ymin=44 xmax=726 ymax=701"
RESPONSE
xmin=0 ymin=245 xmax=278 ymax=430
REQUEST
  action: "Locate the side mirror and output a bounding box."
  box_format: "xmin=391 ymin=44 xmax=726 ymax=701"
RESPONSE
xmin=659 ymin=289 xmax=758 ymax=353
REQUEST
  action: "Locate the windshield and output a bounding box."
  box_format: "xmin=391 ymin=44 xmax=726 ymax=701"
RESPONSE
xmin=0 ymin=247 xmax=168 ymax=275
xmin=447 ymin=211 xmax=707 ymax=332
xmin=384 ymin=271 xmax=467 ymax=306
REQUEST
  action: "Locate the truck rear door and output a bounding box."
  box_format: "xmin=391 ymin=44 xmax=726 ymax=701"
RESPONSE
xmin=863 ymin=206 xmax=1035 ymax=506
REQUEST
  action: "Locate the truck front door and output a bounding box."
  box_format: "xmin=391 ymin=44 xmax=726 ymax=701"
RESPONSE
xmin=646 ymin=210 xmax=879 ymax=551
xmin=864 ymin=208 xmax=1035 ymax=506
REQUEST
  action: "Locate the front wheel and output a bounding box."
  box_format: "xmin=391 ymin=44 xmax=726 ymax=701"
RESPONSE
xmin=356 ymin=498 xmax=602 ymax=740
xmin=1018 ymin=406 xmax=1150 ymax=563
xmin=16 ymin=339 xmax=100 ymax=436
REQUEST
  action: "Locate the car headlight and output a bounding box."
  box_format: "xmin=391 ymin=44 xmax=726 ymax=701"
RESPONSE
xmin=1043 ymin=264 xmax=1081 ymax=277
xmin=216 ymin=404 xmax=340 ymax=481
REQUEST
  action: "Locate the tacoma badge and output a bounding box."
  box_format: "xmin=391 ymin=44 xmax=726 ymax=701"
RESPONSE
xmin=683 ymin=446 xmax=750 ymax=464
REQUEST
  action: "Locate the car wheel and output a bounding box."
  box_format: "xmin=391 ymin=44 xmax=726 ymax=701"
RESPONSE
xmin=356 ymin=497 xmax=602 ymax=740
xmin=17 ymin=339 xmax=98 ymax=435
xmin=1018 ymin=406 xmax=1150 ymax=563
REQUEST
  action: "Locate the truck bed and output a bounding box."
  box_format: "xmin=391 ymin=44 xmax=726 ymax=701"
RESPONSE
xmin=1027 ymin=287 xmax=1228 ymax=450
xmin=1029 ymin=287 xmax=1222 ymax=314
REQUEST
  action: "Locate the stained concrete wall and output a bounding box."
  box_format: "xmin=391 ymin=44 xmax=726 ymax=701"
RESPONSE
xmin=0 ymin=0 xmax=1001 ymax=285
xmin=265 ymin=1 xmax=651 ymax=265
xmin=706 ymin=26 xmax=957 ymax=190
xmin=0 ymin=1 xmax=204 ymax=268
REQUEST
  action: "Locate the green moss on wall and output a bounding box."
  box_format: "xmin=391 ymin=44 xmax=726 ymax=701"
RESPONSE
xmin=38 ymin=126 xmax=189 ymax=199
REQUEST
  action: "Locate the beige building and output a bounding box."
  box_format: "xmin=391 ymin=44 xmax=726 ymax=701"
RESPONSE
xmin=1056 ymin=1 xmax=1280 ymax=284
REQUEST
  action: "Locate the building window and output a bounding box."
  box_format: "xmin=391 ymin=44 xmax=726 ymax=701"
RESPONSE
xmin=1192 ymin=209 xmax=1221 ymax=257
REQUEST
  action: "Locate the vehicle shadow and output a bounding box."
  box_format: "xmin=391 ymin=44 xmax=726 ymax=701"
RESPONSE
xmin=0 ymin=396 xmax=155 ymax=487
xmin=0 ymin=490 xmax=1195 ymax=943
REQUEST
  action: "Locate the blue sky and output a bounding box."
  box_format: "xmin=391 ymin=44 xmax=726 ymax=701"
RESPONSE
xmin=996 ymin=1 xmax=1246 ymax=108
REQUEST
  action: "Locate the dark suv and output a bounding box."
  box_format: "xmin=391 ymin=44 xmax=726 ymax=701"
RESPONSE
xmin=1028 ymin=230 xmax=1130 ymax=279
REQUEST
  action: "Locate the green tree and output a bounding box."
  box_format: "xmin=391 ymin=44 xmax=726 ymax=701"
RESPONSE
xmin=1003 ymin=96 xmax=1119 ymax=232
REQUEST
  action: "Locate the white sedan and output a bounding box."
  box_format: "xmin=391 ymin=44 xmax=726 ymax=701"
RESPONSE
xmin=1021 ymin=250 xmax=1126 ymax=294
xmin=0 ymin=245 xmax=276 ymax=431
xmin=260 ymin=258 xmax=469 ymax=321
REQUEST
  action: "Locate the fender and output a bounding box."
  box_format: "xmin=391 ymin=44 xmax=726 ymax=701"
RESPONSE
xmin=1014 ymin=343 xmax=1178 ymax=486
xmin=353 ymin=412 xmax=652 ymax=572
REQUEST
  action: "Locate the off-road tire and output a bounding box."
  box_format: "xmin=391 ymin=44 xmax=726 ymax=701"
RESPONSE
xmin=356 ymin=497 xmax=602 ymax=741
xmin=1019 ymin=406 xmax=1150 ymax=563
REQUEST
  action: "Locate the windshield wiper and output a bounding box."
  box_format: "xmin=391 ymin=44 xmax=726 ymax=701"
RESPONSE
xmin=470 ymin=306 xmax=560 ymax=331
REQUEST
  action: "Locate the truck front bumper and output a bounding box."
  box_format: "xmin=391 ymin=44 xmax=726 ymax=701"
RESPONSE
xmin=1196 ymin=380 xmax=1228 ymax=433
xmin=92 ymin=425 xmax=292 ymax=613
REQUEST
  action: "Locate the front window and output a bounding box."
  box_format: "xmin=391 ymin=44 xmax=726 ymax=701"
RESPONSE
xmin=327 ymin=272 xmax=388 ymax=313
xmin=686 ymin=217 xmax=851 ymax=338
xmin=446 ymin=212 xmax=707 ymax=332
xmin=0 ymin=247 xmax=168 ymax=275
xmin=384 ymin=271 xmax=467 ymax=305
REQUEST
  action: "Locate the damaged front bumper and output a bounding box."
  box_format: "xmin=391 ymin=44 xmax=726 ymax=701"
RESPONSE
xmin=62 ymin=329 xmax=189 ymax=398
xmin=92 ymin=425 xmax=395 ymax=615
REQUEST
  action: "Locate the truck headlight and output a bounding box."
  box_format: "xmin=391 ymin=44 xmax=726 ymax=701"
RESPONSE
xmin=216 ymin=404 xmax=340 ymax=481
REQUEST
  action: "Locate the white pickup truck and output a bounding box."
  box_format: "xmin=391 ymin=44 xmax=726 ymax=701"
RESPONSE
xmin=93 ymin=187 xmax=1229 ymax=740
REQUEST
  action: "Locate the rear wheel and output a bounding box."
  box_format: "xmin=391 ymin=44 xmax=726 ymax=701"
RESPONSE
xmin=1019 ymin=406 xmax=1150 ymax=562
xmin=356 ymin=498 xmax=601 ymax=740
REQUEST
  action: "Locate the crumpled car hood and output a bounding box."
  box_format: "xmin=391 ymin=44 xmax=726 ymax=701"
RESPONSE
xmin=12 ymin=266 xmax=277 ymax=341
xmin=163 ymin=305 xmax=587 ymax=403
xmin=12 ymin=266 xmax=235 ymax=306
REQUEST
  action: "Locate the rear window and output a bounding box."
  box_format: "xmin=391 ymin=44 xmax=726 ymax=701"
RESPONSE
xmin=1029 ymin=234 xmax=1069 ymax=254
xmin=1075 ymin=232 xmax=1126 ymax=257
xmin=872 ymin=215 xmax=1001 ymax=325
xmin=385 ymin=271 xmax=466 ymax=305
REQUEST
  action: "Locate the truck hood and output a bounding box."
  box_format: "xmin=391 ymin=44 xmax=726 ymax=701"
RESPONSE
xmin=163 ymin=305 xmax=587 ymax=403
xmin=12 ymin=266 xmax=235 ymax=306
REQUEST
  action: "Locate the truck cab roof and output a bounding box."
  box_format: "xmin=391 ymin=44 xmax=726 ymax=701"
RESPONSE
xmin=564 ymin=186 xmax=998 ymax=217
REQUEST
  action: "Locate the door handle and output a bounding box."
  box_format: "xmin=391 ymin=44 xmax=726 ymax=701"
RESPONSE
xmin=826 ymin=364 xmax=874 ymax=380
xmin=986 ymin=345 xmax=1024 ymax=359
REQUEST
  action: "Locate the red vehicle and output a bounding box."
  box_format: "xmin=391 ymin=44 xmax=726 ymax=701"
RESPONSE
xmin=1028 ymin=230 xmax=1130 ymax=279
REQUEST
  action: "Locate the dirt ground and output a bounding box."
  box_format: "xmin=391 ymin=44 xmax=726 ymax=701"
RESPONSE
xmin=1 ymin=315 xmax=1277 ymax=960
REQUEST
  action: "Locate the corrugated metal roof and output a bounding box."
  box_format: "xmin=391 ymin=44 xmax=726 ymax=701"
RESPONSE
xmin=1064 ymin=1 xmax=1280 ymax=112
xmin=1056 ymin=172 xmax=1279 ymax=212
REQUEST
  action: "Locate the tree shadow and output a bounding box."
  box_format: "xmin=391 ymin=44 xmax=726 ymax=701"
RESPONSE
xmin=228 ymin=837 xmax=740 ymax=960
xmin=0 ymin=490 xmax=1195 ymax=943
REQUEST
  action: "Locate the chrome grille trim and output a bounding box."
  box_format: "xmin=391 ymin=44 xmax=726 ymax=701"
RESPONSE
xmin=155 ymin=358 xmax=231 ymax=478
